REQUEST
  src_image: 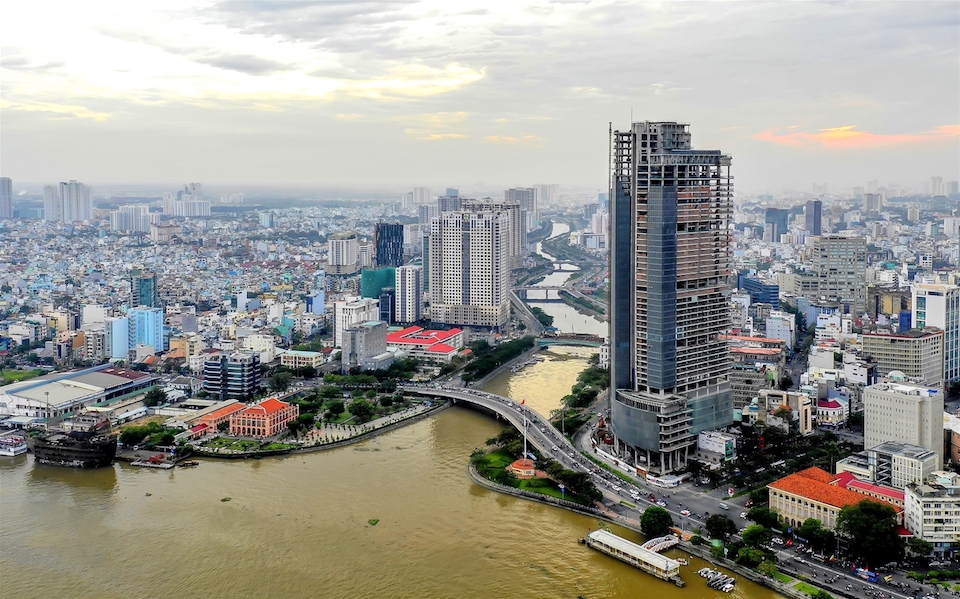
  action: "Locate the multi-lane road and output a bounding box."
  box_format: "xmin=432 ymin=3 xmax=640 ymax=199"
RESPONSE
xmin=406 ymin=385 xmax=935 ymax=599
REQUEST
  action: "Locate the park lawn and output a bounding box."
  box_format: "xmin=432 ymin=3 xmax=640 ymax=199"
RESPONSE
xmin=1 ymin=369 xmax=42 ymax=384
xmin=794 ymin=581 xmax=821 ymax=596
xmin=262 ymin=442 xmax=295 ymax=450
xmin=203 ymin=438 xmax=260 ymax=451
xmin=773 ymin=572 xmax=794 ymax=584
xmin=477 ymin=449 xmax=587 ymax=504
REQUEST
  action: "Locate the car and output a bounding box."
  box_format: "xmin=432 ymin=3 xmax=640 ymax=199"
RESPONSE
xmin=740 ymin=511 xmax=748 ymax=519
xmin=680 ymin=509 xmax=691 ymax=516
xmin=772 ymin=538 xmax=784 ymax=545
xmin=657 ymin=501 xmax=667 ymax=507
xmin=719 ymin=502 xmax=729 ymax=510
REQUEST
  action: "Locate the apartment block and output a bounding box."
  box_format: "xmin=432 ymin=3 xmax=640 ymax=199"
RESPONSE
xmin=864 ymin=381 xmax=944 ymax=463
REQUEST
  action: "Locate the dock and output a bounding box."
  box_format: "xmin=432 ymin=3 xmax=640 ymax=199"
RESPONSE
xmin=584 ymin=529 xmax=685 ymax=587
xmin=131 ymin=460 xmax=175 ymax=469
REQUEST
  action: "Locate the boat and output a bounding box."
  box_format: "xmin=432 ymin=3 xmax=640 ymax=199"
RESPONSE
xmin=0 ymin=435 xmax=28 ymax=456
xmin=32 ymin=430 xmax=117 ymax=468
xmin=178 ymin=460 xmax=200 ymax=467
xmin=676 ymin=558 xmax=689 ymax=565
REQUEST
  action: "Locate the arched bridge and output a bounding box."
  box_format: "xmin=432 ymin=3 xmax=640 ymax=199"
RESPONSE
xmin=538 ymin=334 xmax=605 ymax=348
xmin=400 ymin=385 xmax=592 ymax=474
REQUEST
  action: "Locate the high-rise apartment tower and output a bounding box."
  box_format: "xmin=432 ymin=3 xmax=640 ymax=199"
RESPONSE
xmin=0 ymin=177 xmax=11 ymax=219
xmin=609 ymin=121 xmax=733 ymax=473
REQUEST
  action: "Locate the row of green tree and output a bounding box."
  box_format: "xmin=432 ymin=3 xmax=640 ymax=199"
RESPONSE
xmin=461 ymin=337 xmax=536 ymax=382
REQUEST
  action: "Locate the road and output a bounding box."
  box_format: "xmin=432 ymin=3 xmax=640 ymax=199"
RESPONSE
xmin=406 ymin=385 xmax=932 ymax=599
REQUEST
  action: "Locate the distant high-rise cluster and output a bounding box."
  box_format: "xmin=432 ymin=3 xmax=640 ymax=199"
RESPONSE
xmin=110 ymin=205 xmax=153 ymax=233
xmin=163 ymin=183 xmax=210 ymax=217
xmin=44 ymin=180 xmax=93 ymax=223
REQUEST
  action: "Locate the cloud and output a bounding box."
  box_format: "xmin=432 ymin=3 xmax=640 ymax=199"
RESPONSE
xmin=0 ymin=54 xmax=65 ymax=72
xmin=482 ymin=134 xmax=546 ymax=147
xmin=396 ymin=111 xmax=469 ymax=140
xmin=191 ymin=53 xmax=293 ymax=76
xmin=0 ymin=99 xmax=110 ymax=121
xmin=752 ymin=125 xmax=960 ymax=150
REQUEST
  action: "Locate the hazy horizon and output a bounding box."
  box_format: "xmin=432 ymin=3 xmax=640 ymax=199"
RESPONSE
xmin=2 ymin=1 xmax=958 ymax=194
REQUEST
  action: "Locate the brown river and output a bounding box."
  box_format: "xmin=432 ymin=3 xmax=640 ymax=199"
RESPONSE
xmin=0 ymin=348 xmax=782 ymax=599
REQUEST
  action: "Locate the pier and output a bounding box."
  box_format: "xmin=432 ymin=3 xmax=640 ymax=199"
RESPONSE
xmin=585 ymin=529 xmax=684 ymax=587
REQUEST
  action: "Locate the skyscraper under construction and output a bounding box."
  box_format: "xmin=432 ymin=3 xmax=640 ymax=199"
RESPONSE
xmin=609 ymin=121 xmax=733 ymax=473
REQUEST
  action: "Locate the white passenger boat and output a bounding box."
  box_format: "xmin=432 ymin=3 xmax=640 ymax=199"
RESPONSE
xmin=0 ymin=436 xmax=28 ymax=456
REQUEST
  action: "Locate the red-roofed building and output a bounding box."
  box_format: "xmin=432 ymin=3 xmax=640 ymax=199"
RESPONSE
xmin=229 ymin=398 xmax=299 ymax=438
xmin=768 ymin=467 xmax=903 ymax=530
xmin=199 ymin=402 xmax=247 ymax=431
xmin=386 ymin=326 xmax=465 ymax=363
xmin=817 ymin=398 xmax=849 ymax=426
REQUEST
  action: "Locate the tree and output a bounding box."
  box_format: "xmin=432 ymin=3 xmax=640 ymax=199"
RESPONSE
xmin=143 ymin=387 xmax=168 ymax=407
xmin=778 ymin=375 xmax=794 ymax=391
xmin=686 ymin=460 xmax=706 ymax=479
xmin=296 ymin=365 xmax=316 ymax=379
xmin=848 ymin=411 xmax=864 ymax=430
xmin=747 ymin=506 xmax=780 ymax=530
xmin=736 ymin=547 xmax=767 ymax=568
xmin=706 ymin=513 xmax=737 ymax=542
xmin=349 ymin=398 xmax=375 ymax=422
xmin=836 ymin=500 xmax=904 ymax=567
xmin=758 ymin=560 xmax=778 ymax=577
xmin=742 ymin=524 xmax=773 ymax=549
xmin=326 ymin=400 xmax=345 ymax=418
xmin=810 ymin=592 xmax=834 ymax=599
xmin=297 ymin=413 xmax=316 ymax=429
xmin=269 ymin=372 xmax=293 ymax=393
xmin=640 ymin=506 xmax=674 ymax=538
xmin=908 ymin=537 xmax=933 ymax=558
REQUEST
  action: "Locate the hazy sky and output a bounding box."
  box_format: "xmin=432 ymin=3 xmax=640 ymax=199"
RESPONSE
xmin=2 ymin=1 xmax=958 ymax=194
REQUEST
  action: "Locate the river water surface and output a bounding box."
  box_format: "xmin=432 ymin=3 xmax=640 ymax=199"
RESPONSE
xmin=0 ymin=409 xmax=780 ymax=599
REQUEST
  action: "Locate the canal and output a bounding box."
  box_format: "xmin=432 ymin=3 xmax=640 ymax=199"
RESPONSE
xmin=528 ymin=222 xmax=607 ymax=337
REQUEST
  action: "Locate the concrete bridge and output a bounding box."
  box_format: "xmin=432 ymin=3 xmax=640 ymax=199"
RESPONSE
xmin=400 ymin=385 xmax=594 ymax=475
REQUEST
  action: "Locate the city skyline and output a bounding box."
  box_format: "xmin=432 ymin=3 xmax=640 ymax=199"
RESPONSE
xmin=2 ymin=1 xmax=958 ymax=192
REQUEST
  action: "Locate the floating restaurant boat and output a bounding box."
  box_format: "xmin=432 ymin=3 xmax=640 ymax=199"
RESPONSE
xmin=32 ymin=431 xmax=116 ymax=468
xmin=584 ymin=530 xmax=684 ymax=587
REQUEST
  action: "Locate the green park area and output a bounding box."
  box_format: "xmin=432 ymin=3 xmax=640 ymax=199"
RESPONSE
xmin=1 ymin=369 xmax=42 ymax=384
xmin=472 ymin=442 xmax=599 ymax=505
xmin=202 ymin=438 xmax=260 ymax=452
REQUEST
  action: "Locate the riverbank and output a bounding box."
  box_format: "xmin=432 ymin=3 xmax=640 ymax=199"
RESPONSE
xmin=192 ymin=400 xmax=451 ymax=460
xmin=469 ymin=462 xmax=818 ymax=599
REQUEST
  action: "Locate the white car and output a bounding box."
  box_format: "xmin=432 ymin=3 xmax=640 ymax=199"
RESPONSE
xmin=740 ymin=511 xmax=748 ymax=519
xmin=680 ymin=509 xmax=691 ymax=516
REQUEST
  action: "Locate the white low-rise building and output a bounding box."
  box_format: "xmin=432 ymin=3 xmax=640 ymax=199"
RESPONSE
xmin=905 ymin=470 xmax=960 ymax=557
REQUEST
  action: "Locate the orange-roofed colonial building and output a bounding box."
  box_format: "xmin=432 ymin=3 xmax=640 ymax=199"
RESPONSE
xmin=229 ymin=398 xmax=299 ymax=438
xmin=768 ymin=467 xmax=903 ymax=530
xmin=198 ymin=402 xmax=246 ymax=431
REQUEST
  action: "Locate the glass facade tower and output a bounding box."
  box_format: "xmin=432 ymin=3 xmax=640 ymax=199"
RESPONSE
xmin=609 ymin=121 xmax=734 ymax=474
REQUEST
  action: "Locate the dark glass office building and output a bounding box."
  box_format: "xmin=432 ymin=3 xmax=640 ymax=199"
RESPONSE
xmin=609 ymin=121 xmax=733 ymax=474
xmin=737 ymin=274 xmax=780 ymax=309
xmin=374 ymin=222 xmax=404 ymax=267
xmin=805 ymin=199 xmax=822 ymax=235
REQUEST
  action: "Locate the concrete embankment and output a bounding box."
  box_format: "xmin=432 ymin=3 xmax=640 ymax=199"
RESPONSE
xmin=468 ymin=463 xmax=814 ymax=599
